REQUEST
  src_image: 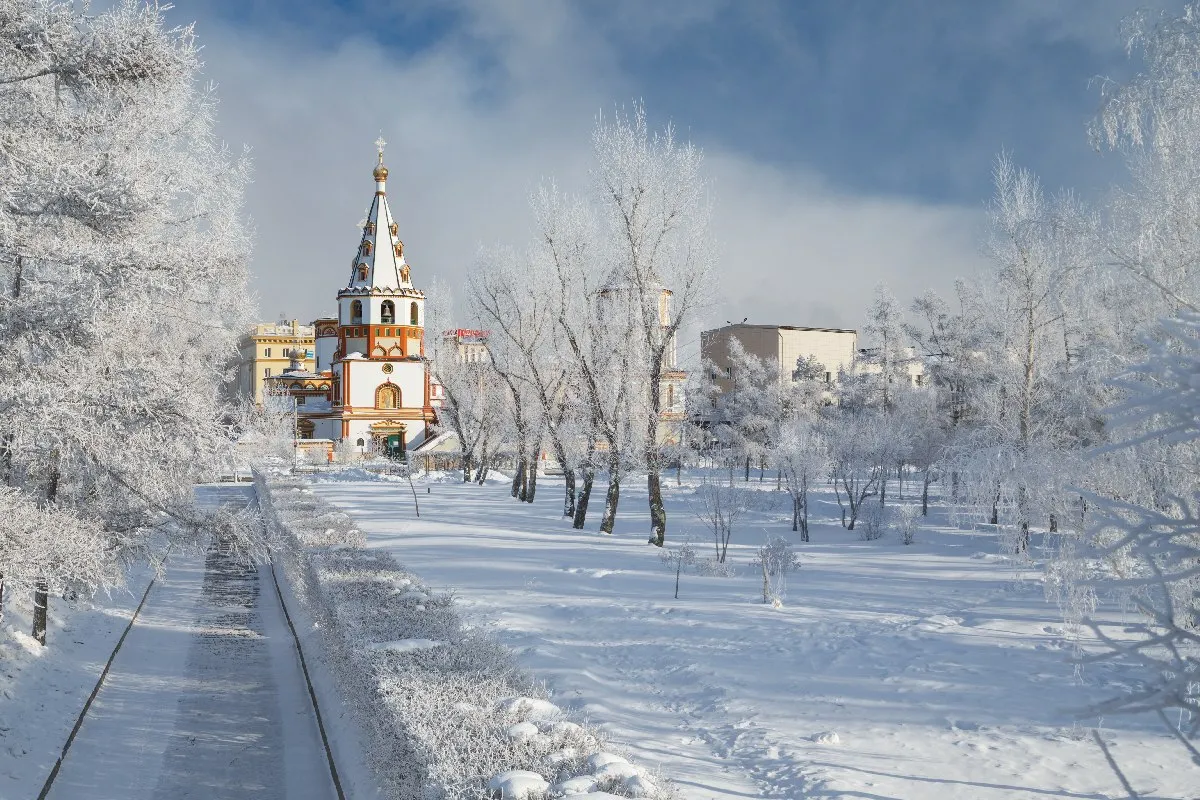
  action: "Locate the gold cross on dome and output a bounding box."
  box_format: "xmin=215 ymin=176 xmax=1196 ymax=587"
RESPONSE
xmin=375 ymin=135 xmax=387 ymax=162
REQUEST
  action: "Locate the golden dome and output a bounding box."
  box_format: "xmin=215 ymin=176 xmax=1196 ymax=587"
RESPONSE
xmin=373 ymin=161 xmax=389 ymax=181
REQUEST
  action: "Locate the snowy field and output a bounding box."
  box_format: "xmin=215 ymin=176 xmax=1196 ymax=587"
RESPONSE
xmin=314 ymin=470 xmax=1196 ymax=800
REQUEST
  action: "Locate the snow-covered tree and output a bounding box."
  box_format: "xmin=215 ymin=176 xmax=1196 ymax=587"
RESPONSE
xmin=708 ymin=339 xmax=788 ymax=483
xmin=591 ymin=104 xmax=714 ymax=546
xmin=0 ymin=0 xmax=259 ymax=643
xmin=470 ymin=246 xmax=579 ymax=513
xmin=825 ymin=410 xmax=885 ymax=531
xmin=533 ymin=184 xmax=634 ymax=533
xmin=771 ymin=413 xmax=828 ymax=541
xmin=858 ymin=283 xmax=913 ymax=411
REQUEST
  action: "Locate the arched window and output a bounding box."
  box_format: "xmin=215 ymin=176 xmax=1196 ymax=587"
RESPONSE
xmin=381 ymin=300 xmax=395 ymax=324
xmin=375 ymin=383 xmax=401 ymax=409
xmin=410 ymin=301 xmax=419 ymax=326
xmin=361 ymin=241 xmax=373 ymax=256
xmin=350 ymin=300 xmax=363 ymax=324
xmin=357 ymin=265 xmax=367 ymax=281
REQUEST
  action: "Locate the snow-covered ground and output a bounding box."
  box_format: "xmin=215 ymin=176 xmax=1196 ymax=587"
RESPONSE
xmin=313 ymin=471 xmax=1197 ymax=800
xmin=0 ymin=485 xmax=334 ymax=800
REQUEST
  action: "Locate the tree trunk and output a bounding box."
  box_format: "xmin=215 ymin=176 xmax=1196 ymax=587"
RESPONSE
xmin=676 ymin=462 xmax=681 ymax=486
xmin=879 ymin=468 xmax=887 ymax=507
xmin=922 ymin=470 xmax=931 ymax=516
xmin=600 ymin=455 xmax=621 ymax=535
xmin=0 ymin=575 xmax=5 ymax=626
xmin=800 ymin=493 xmax=809 ymax=542
xmin=759 ymin=458 xmax=765 ymax=482
xmin=674 ymin=559 xmax=682 ymax=600
xmin=792 ymin=494 xmax=800 ymax=532
xmin=776 ymin=469 xmax=782 ymax=492
xmin=761 ymin=558 xmax=770 ymax=603
xmin=525 ymin=457 xmax=537 ymax=503
xmin=32 ymin=579 xmax=48 ymax=646
xmin=573 ymin=466 xmax=594 ymax=529
xmin=744 ymin=455 xmax=751 ymax=482
xmin=511 ymin=457 xmax=524 ymax=498
xmin=1049 ymin=513 xmax=1057 ymax=533
xmin=648 ymin=450 xmax=667 ymax=551
xmin=462 ymin=453 xmax=472 ymax=483
xmin=563 ymin=469 xmax=576 ymax=517
xmin=832 ymin=476 xmax=846 ymax=528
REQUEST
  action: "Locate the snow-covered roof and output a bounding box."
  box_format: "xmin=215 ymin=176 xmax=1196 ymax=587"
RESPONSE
xmin=344 ymin=142 xmax=414 ymax=294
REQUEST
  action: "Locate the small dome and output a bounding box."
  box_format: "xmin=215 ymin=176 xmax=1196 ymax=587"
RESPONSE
xmin=373 ymin=162 xmax=389 ymax=181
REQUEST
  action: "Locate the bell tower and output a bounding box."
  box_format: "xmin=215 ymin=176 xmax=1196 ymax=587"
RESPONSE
xmin=324 ymin=138 xmax=435 ymax=453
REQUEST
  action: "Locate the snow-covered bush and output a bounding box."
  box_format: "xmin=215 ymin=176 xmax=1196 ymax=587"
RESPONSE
xmin=257 ymin=471 xmax=673 ymax=799
xmin=893 ymin=505 xmax=922 ymax=546
xmin=659 ymin=537 xmax=697 ymax=599
xmin=751 ymin=537 xmax=801 ymax=605
xmin=857 ymin=504 xmax=885 ymax=541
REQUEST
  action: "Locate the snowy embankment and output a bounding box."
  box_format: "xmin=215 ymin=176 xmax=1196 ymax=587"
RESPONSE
xmin=257 ymin=470 xmax=671 ymax=800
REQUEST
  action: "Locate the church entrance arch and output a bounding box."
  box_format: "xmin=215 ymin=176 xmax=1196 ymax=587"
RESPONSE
xmin=371 ymin=421 xmax=407 ymax=460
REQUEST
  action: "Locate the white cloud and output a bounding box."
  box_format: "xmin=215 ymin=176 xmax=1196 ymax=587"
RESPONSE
xmin=194 ymin=4 xmax=988 ymax=335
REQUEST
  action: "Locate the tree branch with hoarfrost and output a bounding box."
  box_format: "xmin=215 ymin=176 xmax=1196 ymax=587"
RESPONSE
xmin=0 ymin=0 xmax=260 ymax=643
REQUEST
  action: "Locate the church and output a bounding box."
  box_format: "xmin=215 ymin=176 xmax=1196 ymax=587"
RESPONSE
xmin=265 ymin=139 xmax=436 ymax=458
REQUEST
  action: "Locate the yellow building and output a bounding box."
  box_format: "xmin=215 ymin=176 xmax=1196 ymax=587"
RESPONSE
xmin=235 ymin=320 xmax=317 ymax=404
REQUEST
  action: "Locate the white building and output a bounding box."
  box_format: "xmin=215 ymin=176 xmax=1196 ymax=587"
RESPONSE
xmin=274 ymin=141 xmax=435 ymax=457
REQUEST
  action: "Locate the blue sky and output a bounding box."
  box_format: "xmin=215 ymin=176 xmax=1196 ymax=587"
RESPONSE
xmin=174 ymin=0 xmax=1181 ymax=333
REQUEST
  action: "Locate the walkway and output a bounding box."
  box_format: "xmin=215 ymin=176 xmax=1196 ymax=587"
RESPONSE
xmin=45 ymin=486 xmax=335 ymax=800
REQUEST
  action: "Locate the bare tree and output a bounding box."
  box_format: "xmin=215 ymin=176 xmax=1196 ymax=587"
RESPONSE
xmin=693 ymin=478 xmax=746 ymax=564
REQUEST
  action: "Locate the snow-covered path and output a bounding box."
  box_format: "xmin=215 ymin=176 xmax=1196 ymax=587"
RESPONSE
xmin=44 ymin=486 xmax=335 ymax=800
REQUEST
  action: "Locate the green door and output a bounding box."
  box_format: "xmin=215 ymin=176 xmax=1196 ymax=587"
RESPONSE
xmin=386 ymin=433 xmax=406 ymax=459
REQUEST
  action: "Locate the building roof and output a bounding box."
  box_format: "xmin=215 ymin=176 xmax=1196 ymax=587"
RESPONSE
xmin=702 ymin=323 xmax=857 ymax=336
xmin=343 ymin=142 xmax=414 ymax=294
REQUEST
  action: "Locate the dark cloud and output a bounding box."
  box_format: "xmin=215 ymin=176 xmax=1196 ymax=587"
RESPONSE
xmin=171 ymin=0 xmax=1166 ymax=338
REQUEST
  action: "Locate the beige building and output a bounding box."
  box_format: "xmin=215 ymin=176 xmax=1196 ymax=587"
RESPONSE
xmin=701 ymin=323 xmax=858 ymax=392
xmin=235 ymin=320 xmax=317 ymax=404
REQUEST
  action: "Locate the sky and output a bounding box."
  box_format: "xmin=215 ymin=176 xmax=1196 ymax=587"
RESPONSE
xmin=170 ymin=0 xmax=1184 ymax=334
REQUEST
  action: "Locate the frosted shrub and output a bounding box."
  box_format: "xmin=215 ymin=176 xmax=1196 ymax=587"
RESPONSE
xmin=857 ymin=504 xmax=885 ymax=541
xmin=751 ymin=537 xmax=801 ymax=605
xmin=255 ymin=472 xmax=673 ymax=799
xmin=660 ymin=538 xmax=697 ymax=599
xmin=893 ymin=505 xmax=922 ymax=545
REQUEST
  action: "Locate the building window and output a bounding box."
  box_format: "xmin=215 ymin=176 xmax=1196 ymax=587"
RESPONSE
xmin=264 ymin=367 xmax=271 ymax=377
xmin=351 ymin=300 xmax=363 ymax=324
xmin=915 ymin=373 xmax=923 ymax=386
xmin=409 ymin=301 xmax=419 ymax=326
xmin=264 ymin=347 xmax=272 ymax=358
xmin=296 ymin=396 xmax=306 ymax=405
xmin=357 ymin=265 xmax=367 ymax=281
xmin=375 ymin=383 xmax=401 ymax=409
xmin=381 ymin=301 xmax=395 ymax=324
xmin=361 ymin=241 xmax=373 ymax=256
xmin=825 ymin=371 xmax=832 ymax=384
xmin=365 ymin=222 xmax=375 ymax=235
xmin=667 ymin=385 xmax=674 ymax=409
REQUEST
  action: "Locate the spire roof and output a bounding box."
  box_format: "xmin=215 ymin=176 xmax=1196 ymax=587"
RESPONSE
xmin=344 ymin=139 xmax=413 ymax=294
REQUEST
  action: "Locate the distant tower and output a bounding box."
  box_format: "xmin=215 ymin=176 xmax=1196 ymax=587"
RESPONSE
xmin=322 ymin=138 xmax=435 ymax=455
